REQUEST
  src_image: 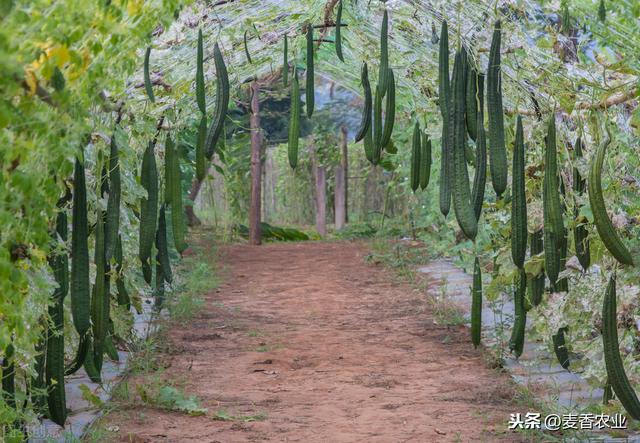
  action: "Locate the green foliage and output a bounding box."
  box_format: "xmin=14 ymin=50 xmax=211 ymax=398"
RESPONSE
xmin=79 ymin=384 xmax=104 ymax=409
xmin=155 ymin=386 xmax=207 ymax=416
xmin=166 ymin=238 xmax=218 ymax=321
xmin=212 ymin=409 xmax=267 ymax=422
xmin=0 ymin=0 xmax=188 ymax=429
xmin=332 ymin=222 xmax=377 ymax=240
xmin=235 ymin=223 xmax=310 ymax=242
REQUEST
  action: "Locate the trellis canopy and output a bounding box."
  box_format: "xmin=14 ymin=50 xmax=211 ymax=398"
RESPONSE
xmin=145 ymin=0 xmax=639 ymax=136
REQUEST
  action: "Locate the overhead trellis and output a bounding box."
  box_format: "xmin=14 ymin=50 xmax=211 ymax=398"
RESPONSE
xmin=141 ymin=0 xmax=639 ymax=139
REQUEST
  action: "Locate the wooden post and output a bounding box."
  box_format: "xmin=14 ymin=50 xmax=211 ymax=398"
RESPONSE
xmin=249 ymin=81 xmax=262 ymax=245
xmin=185 ymin=179 xmax=203 ymax=227
xmin=263 ymin=147 xmax=277 ymax=222
xmin=340 ymin=125 xmax=349 ymax=223
xmin=185 ymin=73 xmax=286 ymax=228
xmin=334 ymin=165 xmax=345 ymax=230
xmin=316 ymin=166 xmax=327 ymax=236
xmin=310 ymin=141 xmax=327 ymax=237
xmin=261 ymin=147 xmax=267 ymax=222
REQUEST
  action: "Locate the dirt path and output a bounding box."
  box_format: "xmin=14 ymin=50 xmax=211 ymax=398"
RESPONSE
xmin=102 ymin=241 xmax=523 ymax=442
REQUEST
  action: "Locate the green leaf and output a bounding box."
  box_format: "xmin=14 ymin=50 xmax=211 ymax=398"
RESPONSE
xmin=380 ymin=158 xmax=396 ymax=171
xmin=385 ymin=140 xmax=398 ymax=154
xmin=79 ymin=384 xmax=104 ymax=408
xmin=579 ymin=205 xmax=594 ymax=223
xmin=524 ymin=254 xmax=544 ymax=278
xmin=174 ymin=397 xmax=208 ymax=416
xmin=157 ymin=385 xmax=180 ymax=406
xmin=157 ymin=386 xmax=207 ymax=415
xmin=51 ymin=67 xmax=66 ymax=92
xmin=212 ymin=409 xmax=234 ymax=421
xmin=0 ymin=0 xmax=15 ymax=17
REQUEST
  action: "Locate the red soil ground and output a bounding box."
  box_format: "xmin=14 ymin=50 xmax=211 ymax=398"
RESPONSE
xmin=99 ymin=241 xmax=525 ymax=442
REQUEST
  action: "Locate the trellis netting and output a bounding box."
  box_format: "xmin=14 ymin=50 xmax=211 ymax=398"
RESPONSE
xmin=149 ymin=0 xmax=638 ymax=122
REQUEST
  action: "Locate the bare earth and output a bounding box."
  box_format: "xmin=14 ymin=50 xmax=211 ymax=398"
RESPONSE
xmin=103 ymin=241 xmax=524 ymax=442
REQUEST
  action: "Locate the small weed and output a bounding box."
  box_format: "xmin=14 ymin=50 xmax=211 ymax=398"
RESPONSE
xmin=163 ymin=235 xmax=220 ymax=322
xmin=181 ymin=261 xmax=219 ymax=298
xmin=79 ymin=384 xmax=104 ymax=408
xmin=126 ymin=333 xmax=167 ymax=375
xmin=165 ymin=258 xmax=216 ymax=321
xmin=111 ymin=380 xmax=131 ymax=403
xmin=155 ymin=386 xmax=208 ymax=416
xmin=212 ymin=409 xmax=234 ymax=421
xmin=212 ymin=409 xmax=267 ymax=422
xmin=241 ymin=412 xmax=267 ymax=422
xmin=432 ymin=302 xmax=467 ymax=327
xmin=331 ymin=222 xmax=377 ymax=240
xmin=82 ymin=428 xmax=109 ymax=443
xmin=511 ymin=383 xmax=542 ymax=411
xmin=481 ymin=349 xmax=504 ymax=371
xmin=168 ymin=291 xmax=205 ymax=321
xmin=126 ymin=377 xmax=207 ymax=416
xmin=254 ymin=342 xmax=282 ymax=352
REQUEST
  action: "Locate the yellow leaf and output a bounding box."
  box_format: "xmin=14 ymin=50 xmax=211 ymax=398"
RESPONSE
xmin=46 ymin=45 xmax=71 ymax=68
xmin=30 ymin=248 xmax=46 ymax=263
xmin=35 ymin=40 xmax=52 ymax=50
xmin=29 ymin=58 xmax=42 ymax=71
xmin=67 ymin=48 xmax=90 ymax=81
xmin=81 ymin=47 xmax=90 ymax=70
xmin=24 ymin=69 xmax=37 ymax=95
xmin=127 ymin=0 xmax=143 ymax=16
